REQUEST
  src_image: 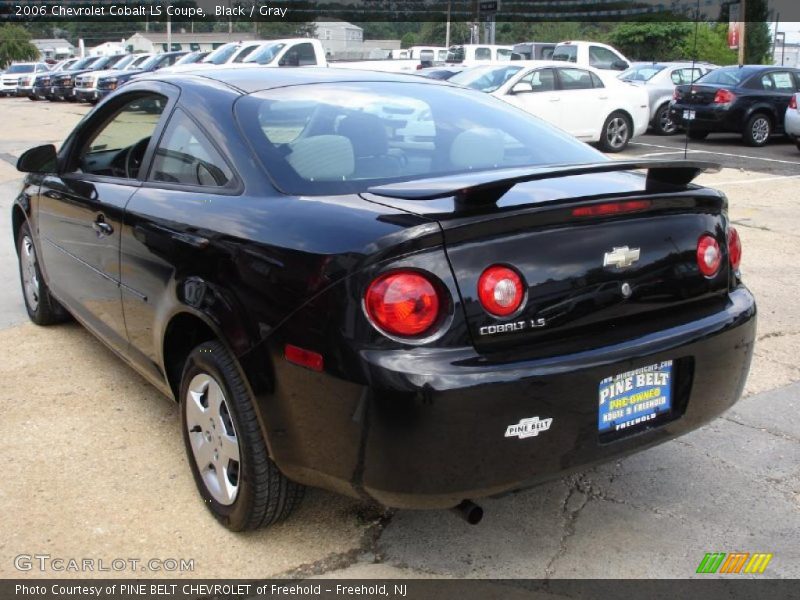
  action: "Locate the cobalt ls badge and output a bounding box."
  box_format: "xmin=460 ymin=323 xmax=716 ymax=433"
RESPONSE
xmin=505 ymin=416 xmax=553 ymax=439
xmin=603 ymin=246 xmax=641 ymax=269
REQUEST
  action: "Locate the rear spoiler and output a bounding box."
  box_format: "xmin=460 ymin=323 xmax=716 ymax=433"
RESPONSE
xmin=367 ymin=160 xmax=721 ymax=203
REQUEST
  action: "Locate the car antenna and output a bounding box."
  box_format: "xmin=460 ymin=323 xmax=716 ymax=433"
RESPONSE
xmin=685 ymin=0 xmax=701 ymax=159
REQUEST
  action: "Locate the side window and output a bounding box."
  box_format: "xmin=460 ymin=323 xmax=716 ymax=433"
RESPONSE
xmin=588 ymin=46 xmax=619 ymax=69
xmin=234 ymin=45 xmax=258 ymax=62
xmin=496 ymin=48 xmax=512 ymax=61
xmin=150 ymin=109 xmax=233 ymax=188
xmin=76 ymin=93 xmax=166 ymax=178
xmin=769 ymin=72 xmax=795 ymax=92
xmin=475 ymin=47 xmax=491 ymax=60
xmin=590 ymin=72 xmax=605 ymax=88
xmin=673 ymin=68 xmax=703 ymax=84
xmin=295 ymin=43 xmax=318 ymax=66
xmin=558 ymin=68 xmax=594 ymax=91
xmin=518 ymin=68 xmax=556 ymax=92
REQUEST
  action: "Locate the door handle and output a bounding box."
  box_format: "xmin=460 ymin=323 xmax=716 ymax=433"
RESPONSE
xmin=549 ymin=97 xmax=561 ymax=102
xmin=92 ymin=214 xmax=113 ymax=236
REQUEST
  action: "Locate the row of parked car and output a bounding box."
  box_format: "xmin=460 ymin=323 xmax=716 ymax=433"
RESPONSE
xmin=3 ymin=37 xmax=800 ymax=152
xmin=421 ymin=60 xmax=800 ymax=151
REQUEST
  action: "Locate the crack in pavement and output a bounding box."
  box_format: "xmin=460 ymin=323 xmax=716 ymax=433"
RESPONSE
xmin=544 ymin=477 xmax=590 ymax=579
xmin=757 ymin=330 xmax=800 ymax=342
xmin=720 ymin=414 xmax=800 ymax=445
xmin=271 ymin=505 xmax=394 ymax=579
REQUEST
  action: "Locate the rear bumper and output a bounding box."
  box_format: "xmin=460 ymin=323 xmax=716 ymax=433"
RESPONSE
xmin=785 ymin=109 xmax=800 ymax=137
xmin=267 ymin=286 xmax=756 ymax=509
xmin=669 ymin=102 xmax=741 ymax=133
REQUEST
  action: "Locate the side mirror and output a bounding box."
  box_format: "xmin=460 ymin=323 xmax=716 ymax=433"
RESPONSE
xmin=17 ymin=144 xmax=58 ymax=174
xmin=612 ymin=60 xmax=629 ymax=71
xmin=510 ymin=82 xmax=533 ymax=95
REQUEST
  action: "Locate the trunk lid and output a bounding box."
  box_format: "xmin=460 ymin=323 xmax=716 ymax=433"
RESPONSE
xmin=363 ymin=163 xmax=731 ymax=357
xmin=675 ymin=83 xmax=727 ymax=106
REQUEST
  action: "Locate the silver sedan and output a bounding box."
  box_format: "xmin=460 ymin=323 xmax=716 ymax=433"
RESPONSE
xmin=619 ymin=62 xmax=717 ymax=135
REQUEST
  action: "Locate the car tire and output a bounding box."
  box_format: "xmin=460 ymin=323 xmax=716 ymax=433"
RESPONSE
xmin=599 ymin=112 xmax=632 ymax=152
xmin=742 ymin=113 xmax=772 ymax=147
xmin=687 ymin=129 xmax=709 ymax=140
xmin=28 ymin=94 xmax=37 ymax=101
xmin=653 ymin=103 xmax=677 ymax=135
xmin=180 ymin=340 xmax=304 ymax=531
xmin=796 ymin=141 xmax=800 ymax=153
xmin=16 ymin=222 xmax=70 ymax=326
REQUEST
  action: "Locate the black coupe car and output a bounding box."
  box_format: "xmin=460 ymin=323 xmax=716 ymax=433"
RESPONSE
xmin=14 ymin=68 xmax=755 ymax=530
xmin=670 ymin=64 xmax=800 ymax=146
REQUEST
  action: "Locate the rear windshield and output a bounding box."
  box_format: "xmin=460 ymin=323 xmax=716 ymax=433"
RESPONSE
xmin=697 ymin=68 xmax=749 ymax=86
xmin=620 ymin=64 xmax=665 ymax=82
xmin=449 ymin=65 xmax=524 ymax=92
xmin=235 ymin=81 xmax=603 ymax=196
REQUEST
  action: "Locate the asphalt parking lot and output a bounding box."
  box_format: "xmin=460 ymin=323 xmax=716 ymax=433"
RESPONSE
xmin=0 ymin=97 xmax=798 ymax=582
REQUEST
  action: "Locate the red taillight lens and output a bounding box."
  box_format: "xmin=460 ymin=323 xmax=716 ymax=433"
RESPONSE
xmin=728 ymin=227 xmax=742 ymax=271
xmin=790 ymin=95 xmax=798 ymax=110
xmin=713 ymin=89 xmax=736 ymax=104
xmin=365 ymin=271 xmax=440 ymax=337
xmin=572 ymin=200 xmax=652 ymax=218
xmin=478 ymin=265 xmax=525 ymax=317
xmin=696 ymin=235 xmax=722 ymax=277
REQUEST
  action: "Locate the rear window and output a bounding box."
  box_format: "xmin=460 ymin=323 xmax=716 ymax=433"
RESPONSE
xmin=552 ymin=45 xmax=577 ymax=63
xmin=620 ymin=64 xmax=665 ymax=82
xmin=449 ymin=65 xmax=523 ymax=92
xmin=235 ymin=81 xmax=603 ymax=196
xmin=697 ymin=68 xmax=749 ymax=86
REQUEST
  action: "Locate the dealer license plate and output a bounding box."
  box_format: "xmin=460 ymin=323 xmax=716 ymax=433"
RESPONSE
xmin=683 ymin=110 xmax=696 ymax=121
xmin=598 ymin=361 xmax=672 ymax=433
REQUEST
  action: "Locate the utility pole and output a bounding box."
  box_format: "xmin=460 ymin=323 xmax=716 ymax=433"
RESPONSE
xmin=445 ymin=0 xmax=451 ymax=49
xmin=738 ymin=0 xmax=746 ymax=66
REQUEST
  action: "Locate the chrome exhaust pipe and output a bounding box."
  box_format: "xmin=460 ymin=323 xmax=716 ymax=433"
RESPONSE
xmin=452 ymin=500 xmax=483 ymax=525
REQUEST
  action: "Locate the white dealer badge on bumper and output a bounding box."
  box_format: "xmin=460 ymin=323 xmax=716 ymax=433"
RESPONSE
xmin=505 ymin=416 xmax=553 ymax=439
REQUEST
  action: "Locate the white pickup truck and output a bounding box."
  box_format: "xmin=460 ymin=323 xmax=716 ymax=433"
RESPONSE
xmin=552 ymin=41 xmax=631 ymax=71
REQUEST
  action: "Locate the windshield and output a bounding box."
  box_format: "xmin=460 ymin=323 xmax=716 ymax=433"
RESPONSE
xmin=138 ymin=54 xmax=169 ymax=70
xmin=244 ymin=43 xmax=286 ymax=65
xmin=203 ymin=43 xmax=239 ymax=64
xmin=7 ymin=64 xmax=34 ymax=74
xmin=111 ymin=55 xmax=137 ymax=70
xmin=696 ymin=67 xmax=749 ymax=86
xmin=235 ymin=81 xmax=602 ymax=196
xmin=552 ymin=45 xmax=577 ymax=63
xmin=449 ymin=65 xmax=524 ymax=92
xmin=619 ymin=64 xmax=665 ymax=82
xmin=127 ymin=55 xmax=150 ymax=69
xmin=70 ymin=57 xmax=98 ymax=70
xmin=176 ymin=52 xmax=206 ymax=65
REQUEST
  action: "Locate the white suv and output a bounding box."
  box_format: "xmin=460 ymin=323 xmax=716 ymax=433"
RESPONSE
xmin=2 ymin=62 xmax=50 ymax=97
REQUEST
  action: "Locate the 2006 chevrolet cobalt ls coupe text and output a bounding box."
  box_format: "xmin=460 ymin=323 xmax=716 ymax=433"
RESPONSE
xmin=13 ymin=68 xmax=755 ymax=530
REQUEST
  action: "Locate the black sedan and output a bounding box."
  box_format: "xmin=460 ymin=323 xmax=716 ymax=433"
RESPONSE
xmin=670 ymin=65 xmax=800 ymax=146
xmin=13 ymin=68 xmax=755 ymax=530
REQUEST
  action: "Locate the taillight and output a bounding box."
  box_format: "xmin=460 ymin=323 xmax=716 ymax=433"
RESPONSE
xmin=728 ymin=227 xmax=742 ymax=271
xmin=790 ymin=95 xmax=798 ymax=110
xmin=478 ymin=265 xmax=525 ymax=317
xmin=696 ymin=235 xmax=721 ymax=277
xmin=713 ymin=89 xmax=736 ymax=104
xmin=365 ymin=270 xmax=441 ymax=337
xmin=572 ymin=200 xmax=651 ymax=218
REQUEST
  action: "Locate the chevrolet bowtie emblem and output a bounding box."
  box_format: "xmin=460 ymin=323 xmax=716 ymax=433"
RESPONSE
xmin=603 ymin=246 xmax=641 ymax=269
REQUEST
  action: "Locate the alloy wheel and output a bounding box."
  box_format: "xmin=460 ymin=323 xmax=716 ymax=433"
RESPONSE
xmin=751 ymin=117 xmax=770 ymax=145
xmin=185 ymin=373 xmax=241 ymax=505
xmin=659 ymin=109 xmax=677 ymax=135
xmin=606 ymin=116 xmax=630 ymax=150
xmin=21 ymin=235 xmax=40 ymax=311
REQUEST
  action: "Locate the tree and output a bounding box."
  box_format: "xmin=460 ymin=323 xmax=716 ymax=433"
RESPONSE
xmin=681 ymin=23 xmax=737 ymax=65
xmin=607 ymin=22 xmax=692 ymax=61
xmin=718 ymin=0 xmax=772 ymax=64
xmin=0 ymin=24 xmax=38 ymax=68
xmin=401 ymin=32 xmax=418 ymax=49
xmin=418 ymin=21 xmax=471 ymax=46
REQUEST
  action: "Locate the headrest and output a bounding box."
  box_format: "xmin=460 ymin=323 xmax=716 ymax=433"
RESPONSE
xmin=450 ymin=128 xmax=505 ymax=170
xmin=287 ymin=135 xmax=354 ymax=181
xmin=337 ymin=113 xmax=389 ymax=157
